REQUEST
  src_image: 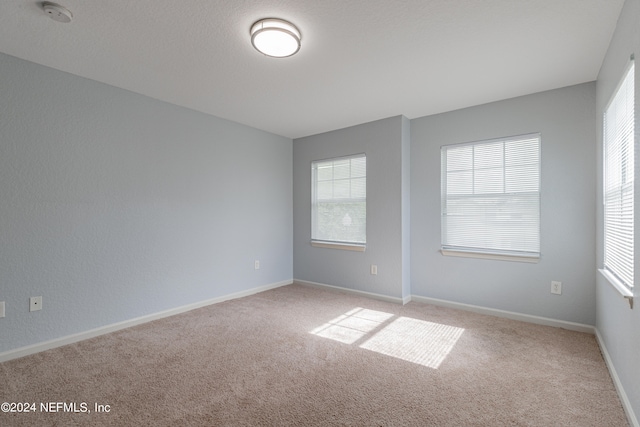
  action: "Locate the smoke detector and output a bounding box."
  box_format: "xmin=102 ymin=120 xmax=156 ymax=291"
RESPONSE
xmin=42 ymin=2 xmax=73 ymax=23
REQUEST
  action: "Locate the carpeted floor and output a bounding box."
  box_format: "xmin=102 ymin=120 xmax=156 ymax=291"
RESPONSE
xmin=0 ymin=283 xmax=629 ymax=426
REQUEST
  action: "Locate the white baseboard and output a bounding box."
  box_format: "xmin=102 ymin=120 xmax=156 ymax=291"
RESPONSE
xmin=293 ymin=280 xmax=593 ymax=333
xmin=408 ymin=295 xmax=595 ymax=334
xmin=294 ymin=279 xmax=407 ymax=305
xmin=297 ymin=282 xmax=635 ymax=425
xmin=0 ymin=279 xmax=293 ymax=363
xmin=595 ymin=329 xmax=639 ymax=427
xmin=5 ymin=278 xmax=634 ymax=426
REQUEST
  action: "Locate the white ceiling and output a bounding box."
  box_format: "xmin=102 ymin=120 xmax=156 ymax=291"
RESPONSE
xmin=0 ymin=0 xmax=625 ymax=139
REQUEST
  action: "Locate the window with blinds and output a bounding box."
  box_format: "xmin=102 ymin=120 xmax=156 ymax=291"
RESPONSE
xmin=603 ymin=61 xmax=634 ymax=289
xmin=441 ymin=134 xmax=541 ymax=259
xmin=312 ymin=154 xmax=366 ymax=246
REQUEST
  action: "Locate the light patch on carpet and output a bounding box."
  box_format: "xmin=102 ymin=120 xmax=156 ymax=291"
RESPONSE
xmin=359 ymin=317 xmax=464 ymax=369
xmin=310 ymin=308 xmax=464 ymax=368
xmin=309 ymin=307 xmax=394 ymax=344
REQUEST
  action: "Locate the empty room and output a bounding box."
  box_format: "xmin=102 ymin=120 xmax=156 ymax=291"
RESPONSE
xmin=0 ymin=0 xmax=638 ymax=426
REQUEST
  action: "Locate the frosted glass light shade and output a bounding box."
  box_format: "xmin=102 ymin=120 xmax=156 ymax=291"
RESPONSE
xmin=251 ymin=18 xmax=301 ymax=58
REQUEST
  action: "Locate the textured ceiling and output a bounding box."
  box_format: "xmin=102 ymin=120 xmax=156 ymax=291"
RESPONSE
xmin=0 ymin=0 xmax=625 ymax=139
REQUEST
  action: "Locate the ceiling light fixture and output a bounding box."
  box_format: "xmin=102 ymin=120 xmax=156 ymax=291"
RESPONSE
xmin=250 ymin=18 xmax=301 ymax=58
xmin=42 ymin=2 xmax=73 ymax=23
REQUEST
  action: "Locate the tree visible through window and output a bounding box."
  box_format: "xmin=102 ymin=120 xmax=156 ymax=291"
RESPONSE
xmin=312 ymin=154 xmax=366 ymax=245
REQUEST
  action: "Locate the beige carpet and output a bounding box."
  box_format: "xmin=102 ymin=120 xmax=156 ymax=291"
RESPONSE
xmin=0 ymin=283 xmax=629 ymax=426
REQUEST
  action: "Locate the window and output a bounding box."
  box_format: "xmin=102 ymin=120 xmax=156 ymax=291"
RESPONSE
xmin=603 ymin=60 xmax=634 ymax=290
xmin=312 ymin=154 xmax=366 ymax=250
xmin=441 ymin=134 xmax=541 ymax=261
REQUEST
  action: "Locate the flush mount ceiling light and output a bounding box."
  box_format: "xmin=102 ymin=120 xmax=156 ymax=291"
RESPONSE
xmin=250 ymin=18 xmax=301 ymax=58
xmin=42 ymin=2 xmax=73 ymax=23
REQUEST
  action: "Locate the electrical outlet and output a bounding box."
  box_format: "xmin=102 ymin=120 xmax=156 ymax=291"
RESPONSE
xmin=0 ymin=301 xmax=5 ymax=318
xmin=254 ymin=260 xmax=260 ymax=270
xmin=371 ymin=265 xmax=378 ymax=275
xmin=551 ymin=281 xmax=562 ymax=295
xmin=30 ymin=296 xmax=42 ymax=312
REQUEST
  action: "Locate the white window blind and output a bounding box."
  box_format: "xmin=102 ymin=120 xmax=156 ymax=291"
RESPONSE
xmin=312 ymin=154 xmax=366 ymax=245
xmin=604 ymin=61 xmax=634 ymax=289
xmin=441 ymin=134 xmax=541 ymax=258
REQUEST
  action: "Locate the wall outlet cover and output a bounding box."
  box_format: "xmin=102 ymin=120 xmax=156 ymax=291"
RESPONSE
xmin=30 ymin=296 xmax=42 ymax=312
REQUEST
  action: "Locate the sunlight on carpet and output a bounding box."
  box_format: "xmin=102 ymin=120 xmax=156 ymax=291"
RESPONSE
xmin=310 ymin=307 xmax=465 ymax=369
xmin=309 ymin=308 xmax=394 ymax=344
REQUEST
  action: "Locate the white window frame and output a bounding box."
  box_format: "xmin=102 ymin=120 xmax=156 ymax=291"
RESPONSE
xmin=440 ymin=133 xmax=541 ymax=262
xmin=311 ymin=153 xmax=366 ymax=251
xmin=599 ymin=58 xmax=634 ymax=307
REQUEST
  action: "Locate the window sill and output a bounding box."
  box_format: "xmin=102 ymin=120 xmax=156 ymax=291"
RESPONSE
xmin=599 ymin=269 xmax=634 ymax=309
xmin=311 ymin=240 xmax=366 ymax=252
xmin=440 ymin=248 xmax=539 ymax=263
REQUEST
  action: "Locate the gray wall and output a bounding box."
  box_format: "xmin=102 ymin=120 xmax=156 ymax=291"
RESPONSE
xmin=410 ymin=82 xmax=597 ymax=325
xmin=0 ymin=53 xmax=293 ymax=353
xmin=596 ymin=0 xmax=640 ymax=420
xmin=293 ymin=116 xmax=409 ymax=300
